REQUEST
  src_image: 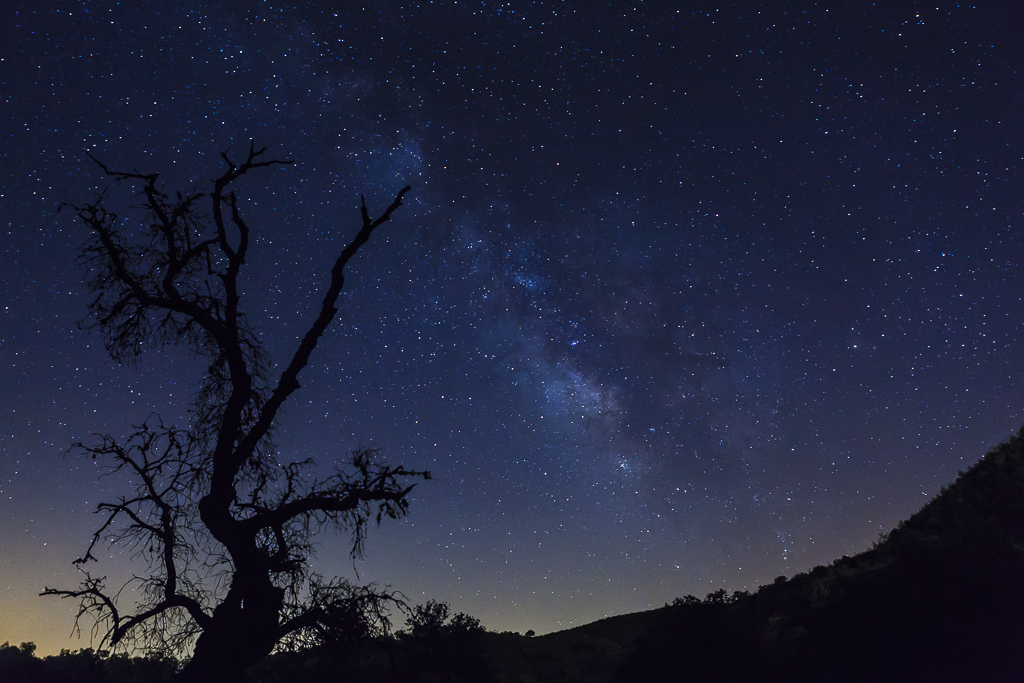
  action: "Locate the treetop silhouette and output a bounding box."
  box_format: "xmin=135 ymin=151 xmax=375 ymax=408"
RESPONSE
xmin=43 ymin=143 xmax=427 ymax=683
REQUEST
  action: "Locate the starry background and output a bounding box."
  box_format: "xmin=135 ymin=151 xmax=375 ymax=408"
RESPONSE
xmin=2 ymin=0 xmax=1023 ymax=655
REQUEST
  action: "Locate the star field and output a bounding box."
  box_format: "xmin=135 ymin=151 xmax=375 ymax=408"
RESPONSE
xmin=1 ymin=1 xmax=1022 ymax=655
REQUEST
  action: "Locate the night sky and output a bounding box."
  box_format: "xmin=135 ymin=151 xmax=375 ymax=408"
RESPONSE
xmin=2 ymin=1 xmax=1023 ymax=656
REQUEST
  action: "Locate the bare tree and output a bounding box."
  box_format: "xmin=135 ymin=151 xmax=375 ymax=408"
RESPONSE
xmin=43 ymin=144 xmax=428 ymax=683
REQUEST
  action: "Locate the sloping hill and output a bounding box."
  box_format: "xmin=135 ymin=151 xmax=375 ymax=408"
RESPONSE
xmin=610 ymin=425 xmax=1024 ymax=682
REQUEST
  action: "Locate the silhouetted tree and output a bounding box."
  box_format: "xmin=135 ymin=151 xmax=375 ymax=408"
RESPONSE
xmin=401 ymin=601 xmax=490 ymax=682
xmin=406 ymin=600 xmax=452 ymax=640
xmin=0 ymin=642 xmax=44 ymax=683
xmin=42 ymin=144 xmax=427 ymax=683
xmin=405 ymin=600 xmax=484 ymax=640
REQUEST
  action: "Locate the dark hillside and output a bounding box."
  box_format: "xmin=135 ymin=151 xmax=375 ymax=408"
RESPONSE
xmin=616 ymin=426 xmax=1024 ymax=682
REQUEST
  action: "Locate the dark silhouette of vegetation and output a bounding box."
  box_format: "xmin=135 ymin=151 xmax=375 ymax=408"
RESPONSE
xmin=405 ymin=599 xmax=485 ymax=639
xmin=0 ymin=642 xmax=178 ymax=683
xmin=42 ymin=144 xmax=425 ymax=683
xmin=243 ymin=600 xmax=492 ymax=683
xmin=395 ymin=600 xmax=490 ymax=682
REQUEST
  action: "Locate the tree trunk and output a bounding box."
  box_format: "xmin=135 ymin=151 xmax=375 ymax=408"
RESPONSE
xmin=179 ymin=572 xmax=284 ymax=683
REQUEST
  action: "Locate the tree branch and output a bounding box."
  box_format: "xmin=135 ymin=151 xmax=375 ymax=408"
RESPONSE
xmin=244 ymin=448 xmax=428 ymax=532
xmin=235 ymin=186 xmax=412 ymax=469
